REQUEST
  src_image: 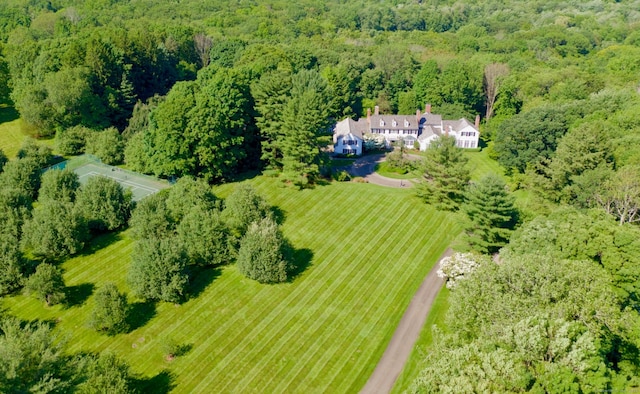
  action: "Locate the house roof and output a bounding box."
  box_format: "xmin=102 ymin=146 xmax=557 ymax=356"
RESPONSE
xmin=422 ymin=113 xmax=442 ymax=126
xmin=369 ymin=115 xmax=420 ymax=130
xmin=418 ymin=126 xmax=437 ymax=141
xmin=333 ymin=118 xmax=364 ymax=139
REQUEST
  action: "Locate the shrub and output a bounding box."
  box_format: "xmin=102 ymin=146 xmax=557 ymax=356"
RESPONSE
xmin=237 ymin=217 xmax=288 ymax=284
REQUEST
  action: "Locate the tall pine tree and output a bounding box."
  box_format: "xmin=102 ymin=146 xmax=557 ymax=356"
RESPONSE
xmin=462 ymin=173 xmax=518 ymax=254
xmin=416 ymin=135 xmax=470 ymax=210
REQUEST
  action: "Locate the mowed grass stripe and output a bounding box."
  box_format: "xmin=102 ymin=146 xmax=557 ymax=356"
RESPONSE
xmin=233 ymin=205 xmax=422 ymax=392
xmin=2 ymin=177 xmax=461 ymax=392
xmin=194 ymin=187 xmax=417 ymax=391
xmin=244 ymin=207 xmax=447 ymax=392
xmin=320 ymin=217 xmax=453 ymax=392
xmin=193 ymin=194 xmax=407 ymax=391
xmin=272 ymin=219 xmax=446 ymax=393
xmin=177 ymin=187 xmax=370 ymax=388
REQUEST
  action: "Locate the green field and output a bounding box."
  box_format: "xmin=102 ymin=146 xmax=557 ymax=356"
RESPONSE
xmin=0 ymin=106 xmax=26 ymax=158
xmin=2 ymin=176 xmax=460 ymax=393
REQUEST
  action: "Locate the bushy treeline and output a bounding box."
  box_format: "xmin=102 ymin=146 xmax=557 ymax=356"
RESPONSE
xmin=0 ymin=314 xmax=139 ymax=393
xmin=2 ymin=0 xmax=640 ymax=185
xmin=0 ymin=141 xmax=132 ymax=299
xmin=128 ymin=179 xmax=292 ymax=303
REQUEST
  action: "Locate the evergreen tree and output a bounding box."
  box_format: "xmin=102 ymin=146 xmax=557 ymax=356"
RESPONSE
xmin=252 ymin=70 xmax=292 ymax=170
xmin=416 ymin=135 xmax=470 ymax=210
xmin=280 ymin=70 xmax=333 ymax=187
xmin=237 ymin=217 xmax=288 ymax=284
xmin=25 ymin=263 xmax=66 ymax=306
xmin=88 ymin=283 xmax=129 ymax=335
xmin=463 ymin=174 xmax=518 ymax=254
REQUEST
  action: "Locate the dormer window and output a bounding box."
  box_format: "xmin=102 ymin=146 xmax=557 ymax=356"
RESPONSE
xmin=404 ymin=119 xmax=409 ymax=127
xmin=392 ymin=119 xmax=397 ymax=127
xmin=380 ymin=119 xmax=385 ymax=127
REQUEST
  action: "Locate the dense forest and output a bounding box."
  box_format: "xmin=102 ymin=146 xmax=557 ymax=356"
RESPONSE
xmin=2 ymin=0 xmax=640 ymax=391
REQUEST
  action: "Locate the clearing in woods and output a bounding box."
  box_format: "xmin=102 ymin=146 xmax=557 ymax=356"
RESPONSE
xmin=2 ymin=176 xmax=460 ymax=392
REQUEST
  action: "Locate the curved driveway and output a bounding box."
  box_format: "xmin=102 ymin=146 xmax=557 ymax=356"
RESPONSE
xmin=347 ymin=154 xmax=419 ymax=188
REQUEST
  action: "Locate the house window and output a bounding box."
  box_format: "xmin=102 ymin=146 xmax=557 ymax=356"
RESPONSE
xmin=380 ymin=119 xmax=385 ymax=126
xmin=342 ymin=149 xmax=356 ymax=155
xmin=392 ymin=120 xmax=397 ymax=127
xmin=404 ymin=119 xmax=409 ymax=127
xmin=343 ymin=139 xmax=358 ymax=146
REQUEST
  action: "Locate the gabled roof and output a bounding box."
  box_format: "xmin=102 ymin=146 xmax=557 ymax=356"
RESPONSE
xmin=369 ymin=115 xmax=420 ymax=130
xmin=422 ymin=113 xmax=442 ymax=126
xmin=442 ymin=118 xmax=478 ymax=133
xmin=418 ymin=126 xmax=437 ymax=141
xmin=334 ymin=118 xmax=365 ymax=139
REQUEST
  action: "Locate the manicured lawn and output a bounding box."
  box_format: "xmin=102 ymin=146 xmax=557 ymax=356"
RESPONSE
xmin=375 ymin=161 xmax=420 ymax=180
xmin=2 ymin=177 xmax=460 ymax=393
xmin=0 ymin=106 xmax=26 ymax=158
xmin=464 ymin=148 xmax=505 ymax=181
xmin=391 ymin=287 xmax=451 ymax=393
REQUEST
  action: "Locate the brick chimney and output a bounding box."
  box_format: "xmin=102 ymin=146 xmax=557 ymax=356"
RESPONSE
xmin=367 ymin=108 xmax=371 ymax=126
xmin=475 ymin=114 xmax=480 ymax=129
xmin=425 ymin=103 xmax=432 ymax=114
xmin=374 ymin=105 xmax=379 ymax=115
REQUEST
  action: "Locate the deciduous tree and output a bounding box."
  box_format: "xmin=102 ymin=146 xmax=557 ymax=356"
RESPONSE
xmin=128 ymin=237 xmax=188 ymax=303
xmin=85 ymin=127 xmax=125 ymax=165
xmin=38 ymin=169 xmax=80 ymax=203
xmin=21 ymin=201 xmax=88 ymax=259
xmin=75 ymin=176 xmax=132 ymax=231
xmin=222 ymin=184 xmax=270 ymax=237
xmin=25 ymin=263 xmax=66 ymax=306
xmin=88 ymin=283 xmax=129 ymax=335
xmin=237 ymin=217 xmax=288 ymax=284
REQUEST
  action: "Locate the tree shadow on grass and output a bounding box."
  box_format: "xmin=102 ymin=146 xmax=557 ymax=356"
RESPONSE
xmin=126 ymin=301 xmax=157 ymax=332
xmin=76 ymin=231 xmax=124 ymax=257
xmin=270 ymin=206 xmax=286 ymax=226
xmin=131 ymin=370 xmax=175 ymax=394
xmin=64 ymin=283 xmax=95 ymax=308
xmin=186 ymin=266 xmax=222 ymax=301
xmin=284 ymin=241 xmax=314 ymax=282
xmin=0 ymin=106 xmax=19 ymax=123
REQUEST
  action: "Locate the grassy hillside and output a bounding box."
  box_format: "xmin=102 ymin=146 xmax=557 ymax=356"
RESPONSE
xmin=3 ymin=176 xmax=460 ymax=393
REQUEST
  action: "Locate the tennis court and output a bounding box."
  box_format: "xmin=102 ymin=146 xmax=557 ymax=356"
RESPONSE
xmin=72 ymin=162 xmax=170 ymax=201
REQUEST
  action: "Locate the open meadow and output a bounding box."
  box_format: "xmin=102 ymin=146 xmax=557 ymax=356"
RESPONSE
xmin=2 ymin=176 xmax=460 ymax=392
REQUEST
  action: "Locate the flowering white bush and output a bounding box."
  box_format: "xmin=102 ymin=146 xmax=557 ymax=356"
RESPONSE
xmin=437 ymin=253 xmax=483 ymax=289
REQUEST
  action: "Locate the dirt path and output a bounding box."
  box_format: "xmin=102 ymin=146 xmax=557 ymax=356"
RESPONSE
xmin=360 ymin=248 xmax=453 ymax=394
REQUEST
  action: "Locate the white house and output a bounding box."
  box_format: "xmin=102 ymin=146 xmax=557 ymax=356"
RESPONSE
xmin=332 ymin=118 xmax=366 ymax=155
xmin=333 ymin=104 xmax=480 ymax=155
